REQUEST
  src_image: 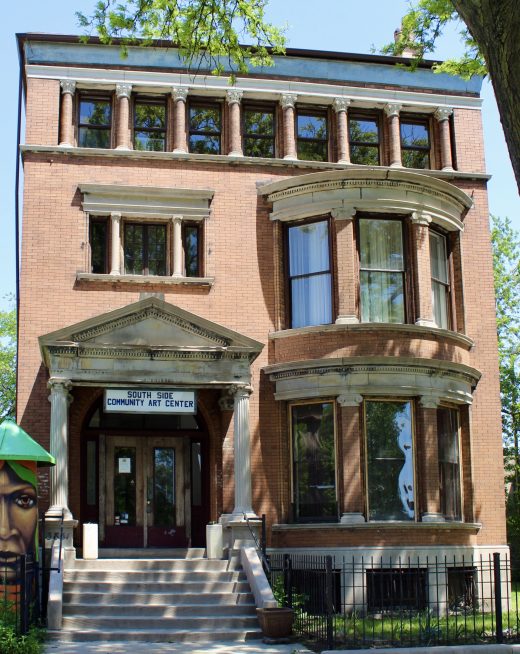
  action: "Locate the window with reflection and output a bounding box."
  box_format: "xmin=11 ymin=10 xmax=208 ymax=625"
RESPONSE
xmin=189 ymin=103 xmax=221 ymax=154
xmin=359 ymin=218 xmax=405 ymax=323
xmin=287 ymin=219 xmax=332 ymax=328
xmin=79 ymin=96 xmax=112 ymax=148
xmin=430 ymin=231 xmax=450 ymax=329
xmin=134 ymin=98 xmax=166 ymax=151
xmin=365 ymin=400 xmax=415 ymax=521
xmin=243 ymin=106 xmax=275 ymax=157
xmin=401 ymin=119 xmax=430 ymax=169
xmin=183 ymin=223 xmax=201 ymax=277
xmin=89 ymin=218 xmax=108 ymax=274
xmin=438 ymin=407 xmax=461 ymax=521
xmin=292 ymin=402 xmax=337 ymax=521
xmin=124 ymin=223 xmax=167 ymax=276
xmin=296 ymin=110 xmax=328 ymax=161
xmin=349 ymin=113 xmax=380 ymax=165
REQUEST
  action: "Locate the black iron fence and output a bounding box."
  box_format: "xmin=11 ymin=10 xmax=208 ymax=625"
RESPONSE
xmin=0 ymin=553 xmax=40 ymax=635
xmin=268 ymin=552 xmax=520 ymax=650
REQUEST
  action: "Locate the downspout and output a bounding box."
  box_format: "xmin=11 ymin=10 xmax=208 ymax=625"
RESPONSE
xmin=14 ymin=38 xmax=24 ymax=421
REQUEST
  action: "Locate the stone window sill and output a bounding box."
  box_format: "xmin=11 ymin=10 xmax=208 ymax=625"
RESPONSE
xmin=76 ymin=272 xmax=214 ymax=287
xmin=273 ymin=521 xmax=481 ymax=533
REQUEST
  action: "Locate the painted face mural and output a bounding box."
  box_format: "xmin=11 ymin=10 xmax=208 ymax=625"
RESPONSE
xmin=0 ymin=461 xmax=38 ymax=580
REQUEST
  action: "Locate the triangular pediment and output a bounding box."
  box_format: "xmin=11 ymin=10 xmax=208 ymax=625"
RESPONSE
xmin=39 ymin=297 xmax=263 ymax=368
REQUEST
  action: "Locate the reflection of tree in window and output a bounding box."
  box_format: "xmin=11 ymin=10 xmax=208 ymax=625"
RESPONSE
xmin=134 ymin=101 xmax=166 ymax=151
xmin=292 ymin=402 xmax=336 ymax=521
xmin=183 ymin=224 xmax=200 ymax=277
xmin=297 ymin=112 xmax=328 ymax=161
xmin=79 ymin=98 xmax=112 ymax=148
xmin=349 ymin=116 xmax=380 ymax=165
xmin=124 ymin=223 xmax=166 ymax=276
xmin=366 ymin=401 xmax=414 ymax=521
xmin=154 ymin=448 xmax=175 ymax=527
xmin=189 ymin=105 xmax=221 ymax=154
xmin=401 ymin=120 xmax=430 ymax=169
xmin=244 ymin=109 xmax=275 ymax=157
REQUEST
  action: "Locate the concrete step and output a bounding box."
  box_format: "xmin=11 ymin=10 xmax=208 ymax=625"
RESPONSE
xmin=72 ymin=558 xmax=230 ymax=571
xmin=62 ymin=580 xmax=251 ymax=593
xmin=64 ymin=570 xmax=245 ymax=583
xmin=63 ymin=590 xmax=255 ymax=605
xmin=47 ymin=628 xmax=262 ymax=643
xmin=96 ymin=548 xmax=207 ymax=559
xmin=61 ymin=615 xmax=259 ymax=630
xmin=63 ymin=603 xmax=256 ymax=617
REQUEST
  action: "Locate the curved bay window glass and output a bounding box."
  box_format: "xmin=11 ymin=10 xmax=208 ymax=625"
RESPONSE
xmin=359 ymin=218 xmax=405 ymax=323
xmin=400 ymin=119 xmax=430 ymax=169
xmin=124 ymin=223 xmax=167 ymax=276
xmin=438 ymin=407 xmax=462 ymax=521
xmin=189 ymin=103 xmax=221 ymax=154
xmin=349 ymin=114 xmax=380 ymax=165
xmin=292 ymin=402 xmax=336 ymax=521
xmin=288 ymin=220 xmax=332 ymax=328
xmin=430 ymin=231 xmax=450 ymax=329
xmin=365 ymin=400 xmax=415 ymax=521
xmin=244 ymin=107 xmax=275 ymax=157
xmin=296 ymin=110 xmax=328 ymax=161
xmin=134 ymin=99 xmax=166 ymax=151
xmin=79 ymin=97 xmax=112 ymax=148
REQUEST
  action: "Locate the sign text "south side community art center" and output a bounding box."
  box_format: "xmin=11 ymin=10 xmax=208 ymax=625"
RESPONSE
xmin=104 ymin=389 xmax=196 ymax=414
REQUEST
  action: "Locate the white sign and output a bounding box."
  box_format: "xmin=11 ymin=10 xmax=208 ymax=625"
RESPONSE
xmin=118 ymin=457 xmax=131 ymax=474
xmin=104 ymin=389 xmax=197 ymax=414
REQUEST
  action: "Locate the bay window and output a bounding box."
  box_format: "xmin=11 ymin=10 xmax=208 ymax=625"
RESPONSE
xmin=437 ymin=407 xmax=462 ymax=521
xmin=287 ymin=219 xmax=332 ymax=328
xmin=430 ymin=231 xmax=450 ymax=329
xmin=291 ymin=401 xmax=337 ymax=521
xmin=359 ymin=218 xmax=405 ymax=323
xmin=365 ymin=400 xmax=415 ymax=521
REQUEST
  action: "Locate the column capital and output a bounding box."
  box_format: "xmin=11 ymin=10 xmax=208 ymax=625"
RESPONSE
xmin=116 ymin=83 xmax=132 ymax=99
xmin=110 ymin=212 xmax=122 ymax=223
xmin=171 ymin=214 xmax=183 ymax=224
xmin=280 ymin=93 xmax=297 ymax=110
xmin=60 ymin=80 xmax=76 ymax=96
xmin=420 ymin=395 xmax=441 ymax=409
xmin=411 ymin=210 xmax=432 ymax=226
xmin=331 ymin=206 xmax=356 ymax=221
xmin=231 ymin=384 xmax=253 ymax=399
xmin=47 ymin=377 xmax=72 ymax=395
xmin=337 ymin=393 xmax=363 ymax=407
xmin=333 ymin=97 xmax=351 ymax=113
xmin=226 ymin=89 xmax=243 ymax=105
xmin=435 ymin=106 xmax=453 ymax=122
xmin=172 ymin=87 xmax=189 ymax=102
xmin=384 ymin=103 xmax=402 ymax=118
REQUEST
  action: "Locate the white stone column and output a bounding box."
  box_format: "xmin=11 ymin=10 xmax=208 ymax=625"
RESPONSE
xmin=280 ymin=94 xmax=298 ymax=160
xmin=59 ymin=80 xmax=76 ymax=147
xmin=385 ymin=103 xmax=402 ymax=167
xmin=47 ymin=378 xmax=73 ymax=520
xmin=333 ymin=97 xmax=351 ymax=164
xmin=226 ymin=89 xmax=243 ymax=157
xmin=435 ymin=106 xmax=454 ymax=171
xmin=172 ymin=87 xmax=188 ymax=153
xmin=171 ymin=214 xmax=183 ymax=277
xmin=115 ymin=83 xmax=132 ymax=150
xmin=110 ymin=212 xmax=121 ymax=275
xmin=231 ymin=386 xmax=256 ymax=519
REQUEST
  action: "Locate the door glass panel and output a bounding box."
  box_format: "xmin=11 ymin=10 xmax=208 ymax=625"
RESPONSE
xmin=114 ymin=447 xmax=136 ymax=526
xmin=191 ymin=442 xmax=202 ymax=507
xmin=154 ymin=447 xmax=175 ymax=527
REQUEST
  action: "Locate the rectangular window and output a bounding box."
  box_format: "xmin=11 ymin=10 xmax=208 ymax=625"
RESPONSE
xmin=349 ymin=113 xmax=380 ymax=165
xmin=134 ymin=98 xmax=166 ymax=151
xmin=365 ymin=400 xmax=415 ymax=521
xmin=124 ymin=223 xmax=167 ymax=276
xmin=296 ymin=109 xmax=328 ymax=161
xmin=183 ymin=223 xmax=201 ymax=277
xmin=359 ymin=218 xmax=405 ymax=323
xmin=430 ymin=231 xmax=450 ymax=329
xmin=89 ymin=218 xmax=108 ymax=274
xmin=367 ymin=568 xmax=427 ymax=611
xmin=79 ymin=96 xmax=112 ymax=148
xmin=243 ymin=106 xmax=275 ymax=157
xmin=288 ymin=219 xmax=332 ymax=328
xmin=437 ymin=407 xmax=462 ymax=521
xmin=291 ymin=402 xmax=337 ymax=521
xmin=401 ymin=118 xmax=431 ymax=169
xmin=189 ymin=103 xmax=221 ymax=154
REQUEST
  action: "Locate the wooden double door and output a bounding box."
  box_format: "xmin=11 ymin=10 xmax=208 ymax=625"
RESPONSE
xmin=104 ymin=435 xmax=193 ymax=548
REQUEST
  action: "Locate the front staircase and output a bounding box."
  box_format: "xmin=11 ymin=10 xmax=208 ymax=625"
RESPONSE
xmin=48 ymin=549 xmax=262 ymax=643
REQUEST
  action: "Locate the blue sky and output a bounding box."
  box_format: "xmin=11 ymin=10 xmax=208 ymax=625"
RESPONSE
xmin=1 ymin=0 xmax=518 ymax=310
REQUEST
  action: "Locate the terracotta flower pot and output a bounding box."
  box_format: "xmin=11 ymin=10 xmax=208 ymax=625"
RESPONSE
xmin=256 ymin=607 xmax=295 ymax=638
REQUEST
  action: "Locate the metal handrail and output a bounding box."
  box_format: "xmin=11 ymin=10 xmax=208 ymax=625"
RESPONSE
xmin=40 ymin=509 xmax=65 ymax=620
xmin=244 ymin=513 xmax=270 ymax=574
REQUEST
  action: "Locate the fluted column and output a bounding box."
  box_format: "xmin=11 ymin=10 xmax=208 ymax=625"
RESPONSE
xmin=338 ymin=394 xmax=365 ymax=523
xmin=172 ymin=214 xmax=183 ymax=277
xmin=280 ymin=94 xmax=297 ymax=160
xmin=59 ymin=80 xmax=76 ymax=147
xmin=231 ymin=386 xmax=256 ymax=519
xmin=411 ymin=211 xmax=436 ymax=327
xmin=115 ymin=83 xmax=132 ymax=150
xmin=333 ymin=207 xmax=359 ymax=324
xmin=333 ymin=98 xmax=351 ymax=164
xmin=172 ymin=87 xmax=188 ymax=153
xmin=385 ymin=103 xmax=402 ymax=167
xmin=110 ymin=212 xmax=121 ymax=275
xmin=227 ymin=89 xmax=243 ymax=156
xmin=435 ymin=107 xmax=454 ymax=171
xmin=47 ymin=379 xmax=73 ymax=520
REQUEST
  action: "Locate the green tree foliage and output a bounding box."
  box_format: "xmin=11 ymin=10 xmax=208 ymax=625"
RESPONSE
xmin=491 ymin=216 xmax=520 ymax=558
xmin=0 ymin=299 xmax=16 ymax=421
xmin=77 ymin=0 xmax=286 ymax=78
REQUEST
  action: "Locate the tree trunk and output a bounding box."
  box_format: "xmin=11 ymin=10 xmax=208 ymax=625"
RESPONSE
xmin=451 ymin=0 xmax=520 ymax=194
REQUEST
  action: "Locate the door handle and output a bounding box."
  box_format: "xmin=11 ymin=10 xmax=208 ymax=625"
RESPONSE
xmin=147 ymin=477 xmax=153 ymax=513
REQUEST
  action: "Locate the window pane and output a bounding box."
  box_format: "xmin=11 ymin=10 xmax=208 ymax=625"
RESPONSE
xmin=134 ymin=131 xmax=166 ymax=151
xmin=360 ymin=220 xmax=404 ymax=271
xmin=135 ymin=103 xmax=165 ymax=130
xmin=360 ymin=271 xmax=405 ymax=323
xmin=189 ymin=106 xmax=220 ymax=132
xmin=124 ymin=224 xmax=144 ymax=275
xmin=244 ymin=137 xmax=274 ymax=158
xmin=297 ymin=114 xmax=327 ymax=139
xmin=402 ymin=149 xmax=429 ymax=169
xmin=292 ymin=402 xmax=336 ymax=520
xmin=114 ymin=446 xmax=136 ymax=526
xmin=90 ymin=220 xmax=108 ymax=274
xmin=288 ymin=221 xmax=330 ymax=276
xmin=438 ymin=408 xmax=461 ymax=520
xmin=401 ymin=122 xmax=429 ymax=148
xmin=430 ymin=232 xmax=448 ymax=283
xmin=80 ymin=100 xmax=111 ymax=126
xmin=244 ymin=110 xmax=274 ymax=135
xmin=189 ymin=134 xmax=220 ymax=154
xmin=79 ymin=127 xmax=111 ymax=149
xmin=154 ymin=447 xmax=175 ymax=527
xmin=297 ymin=140 xmax=328 ymax=161
xmin=350 ymin=144 xmax=380 ymax=166
xmin=291 ymin=274 xmax=332 ymax=328
xmin=366 ymin=401 xmax=414 ymax=521
xmin=183 ymin=225 xmax=199 ymax=277
xmin=349 ymin=118 xmax=379 ymax=144
xmin=147 ymin=225 xmax=167 ymax=276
